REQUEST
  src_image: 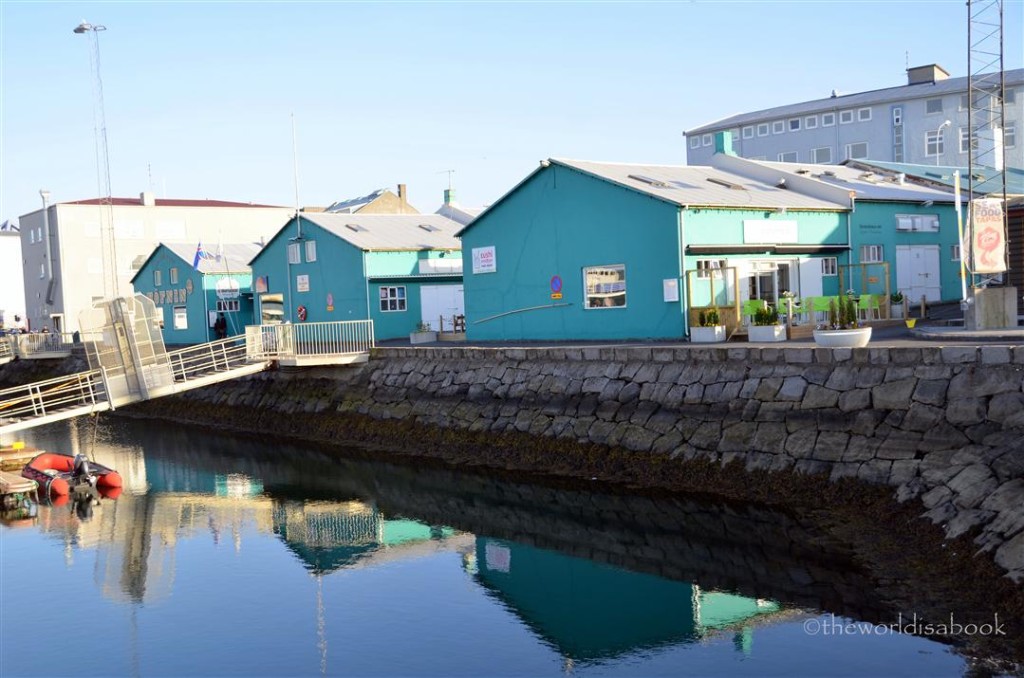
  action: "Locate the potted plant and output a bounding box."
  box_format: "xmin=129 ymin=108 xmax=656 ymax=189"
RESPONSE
xmin=409 ymin=321 xmax=438 ymax=345
xmin=813 ymin=295 xmax=872 ymax=348
xmin=889 ymin=291 xmax=905 ymax=319
xmin=748 ymin=304 xmax=786 ymax=342
xmin=691 ymin=307 xmax=726 ymax=343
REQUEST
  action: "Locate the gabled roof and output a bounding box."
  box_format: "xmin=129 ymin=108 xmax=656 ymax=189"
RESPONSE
xmin=129 ymin=242 xmax=262 ymax=284
xmin=750 ymin=160 xmax=958 ymax=202
xmin=841 ymin=160 xmax=1024 ymax=197
xmin=299 ymin=213 xmax=462 ymax=251
xmin=434 ymin=202 xmax=483 ymax=226
xmin=686 ymin=68 xmax=1024 ymax=135
xmin=325 ymin=188 xmax=389 ymax=213
xmin=63 ymin=197 xmax=285 ymax=208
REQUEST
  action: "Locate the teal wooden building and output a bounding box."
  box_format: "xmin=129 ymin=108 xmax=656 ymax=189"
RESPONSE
xmin=249 ymin=213 xmax=463 ymax=341
xmin=457 ymin=158 xmax=850 ymax=341
xmin=130 ymin=242 xmax=262 ymax=345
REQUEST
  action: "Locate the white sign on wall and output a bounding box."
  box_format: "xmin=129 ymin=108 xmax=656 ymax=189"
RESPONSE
xmin=663 ymin=278 xmax=679 ymax=302
xmin=472 ymin=246 xmax=496 ymax=274
xmin=296 ymin=274 xmax=310 ymax=292
xmin=743 ymin=220 xmax=798 ymax=244
xmin=216 ymin=277 xmax=240 ymax=300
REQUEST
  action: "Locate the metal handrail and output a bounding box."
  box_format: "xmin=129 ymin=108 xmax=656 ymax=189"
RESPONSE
xmin=0 ymin=337 xmax=13 ymax=361
xmin=11 ymin=332 xmax=79 ymax=358
xmin=245 ymin=320 xmax=374 ymax=361
xmin=0 ymin=369 xmax=107 ymax=421
xmin=166 ymin=335 xmax=253 ymax=383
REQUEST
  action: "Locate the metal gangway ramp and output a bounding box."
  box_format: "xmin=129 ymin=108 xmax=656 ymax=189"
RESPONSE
xmin=0 ymin=295 xmax=374 ymax=436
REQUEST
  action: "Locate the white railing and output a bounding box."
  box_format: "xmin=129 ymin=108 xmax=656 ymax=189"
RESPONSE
xmin=167 ymin=336 xmax=253 ymax=382
xmin=0 ymin=337 xmax=13 ymax=362
xmin=12 ymin=332 xmax=76 ymax=358
xmin=0 ymin=369 xmax=108 ymax=422
xmin=245 ymin=320 xmax=374 ymax=361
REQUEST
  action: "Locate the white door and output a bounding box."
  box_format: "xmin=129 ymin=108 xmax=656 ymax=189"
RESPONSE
xmin=420 ymin=285 xmax=464 ymax=332
xmin=896 ymin=246 xmax=941 ymax=303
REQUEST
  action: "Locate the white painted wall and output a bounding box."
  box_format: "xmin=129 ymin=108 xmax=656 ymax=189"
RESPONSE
xmin=0 ymin=231 xmax=26 ymax=329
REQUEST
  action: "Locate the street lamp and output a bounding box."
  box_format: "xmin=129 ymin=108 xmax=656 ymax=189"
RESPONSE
xmin=934 ymin=119 xmax=951 ymax=166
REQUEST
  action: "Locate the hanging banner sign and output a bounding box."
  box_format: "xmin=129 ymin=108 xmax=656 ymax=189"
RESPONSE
xmin=970 ymin=198 xmax=1006 ymax=274
xmin=216 ymin=278 xmax=240 ymax=300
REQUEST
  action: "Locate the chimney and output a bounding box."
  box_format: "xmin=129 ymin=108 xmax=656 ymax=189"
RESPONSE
xmin=443 ymin=188 xmax=456 ymax=205
xmin=397 ymin=184 xmax=407 ymax=209
xmin=907 ymin=64 xmax=950 ymax=85
xmin=140 ymin=191 xmax=156 ymax=206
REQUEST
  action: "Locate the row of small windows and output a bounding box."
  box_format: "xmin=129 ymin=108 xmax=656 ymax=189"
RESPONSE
xmin=153 ymin=267 xmax=180 ymax=286
xmin=926 ymin=123 xmax=1017 ymax=157
xmin=287 ymin=240 xmax=318 ymax=264
xmin=693 ymin=109 xmax=873 ymax=148
xmin=771 ymin=143 xmax=867 ymax=163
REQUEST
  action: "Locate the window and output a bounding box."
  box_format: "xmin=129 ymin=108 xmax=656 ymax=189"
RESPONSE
xmin=860 ymin=245 xmax=884 ymax=263
xmin=305 ymin=240 xmax=317 ymax=262
xmin=379 ymin=286 xmax=407 ymax=312
xmin=960 ymin=94 xmax=970 ymax=110
xmin=37 ymin=227 xmax=42 ymax=242
xmin=1005 ymin=122 xmax=1017 ymax=148
xmin=778 ymin=151 xmax=798 ymax=162
xmin=821 ymin=112 xmax=835 ymax=127
xmin=839 ymin=110 xmax=854 ymax=124
xmin=772 ymin=121 xmax=785 ymax=134
xmin=216 ymin=299 xmax=240 ymax=312
xmin=690 ymin=136 xmax=700 ymax=149
xmin=742 ymin=126 xmax=754 ymax=139
xmin=29 ymin=230 xmax=35 ymax=244
xmin=173 ymin=306 xmax=188 ymax=330
xmin=926 ymin=98 xmax=943 ymax=114
xmin=959 ymin=127 xmax=979 ymax=153
xmin=170 ymin=267 xmax=178 ymax=284
xmin=926 ymin=130 xmax=945 ymax=157
xmin=812 ymin=146 xmax=832 ymax=163
xmin=154 ymin=270 xmax=162 ymax=287
xmin=951 ymin=244 xmax=961 ymax=261
xmin=39 ymin=263 xmax=45 ymax=279
xmin=805 ymin=115 xmax=818 ymax=129
xmin=757 ymin=123 xmax=769 ymax=137
xmin=584 ymin=264 xmax=626 ymax=309
xmin=895 ymin=214 xmax=940 ymax=232
xmin=845 ymin=142 xmax=868 ymax=159
xmin=892 ymin=107 xmax=903 ymax=125
xmin=858 ymin=107 xmax=872 ymax=121
xmin=821 ymin=257 xmax=838 ymax=277
xmin=1005 ymin=88 xmax=1016 ymax=104
xmin=288 ymin=242 xmax=301 ymax=264
xmin=729 ymin=129 xmax=740 ymax=143
xmin=695 ymin=259 xmax=726 ymax=279
xmin=788 ymin=118 xmax=801 ymax=131
xmin=702 ymin=134 xmax=712 ymax=147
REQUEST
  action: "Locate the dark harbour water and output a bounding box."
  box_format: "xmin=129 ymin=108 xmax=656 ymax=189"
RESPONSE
xmin=0 ymin=417 xmax=990 ymax=677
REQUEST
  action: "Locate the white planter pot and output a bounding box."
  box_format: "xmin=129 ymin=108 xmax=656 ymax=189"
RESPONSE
xmin=409 ymin=331 xmax=438 ymax=345
xmin=748 ymin=324 xmax=787 ymax=342
xmin=890 ymin=304 xmax=904 ymax=319
xmin=690 ymin=325 xmax=726 ymax=343
xmin=812 ymin=327 xmax=872 ymax=348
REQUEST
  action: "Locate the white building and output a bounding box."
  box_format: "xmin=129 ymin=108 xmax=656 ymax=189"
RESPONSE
xmin=0 ymin=224 xmax=26 ymax=330
xmin=686 ymin=65 xmax=1023 ymax=170
xmin=17 ymin=192 xmax=293 ymax=333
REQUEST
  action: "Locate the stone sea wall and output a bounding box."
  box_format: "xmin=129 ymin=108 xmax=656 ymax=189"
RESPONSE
xmin=112 ymin=345 xmax=1024 ymax=580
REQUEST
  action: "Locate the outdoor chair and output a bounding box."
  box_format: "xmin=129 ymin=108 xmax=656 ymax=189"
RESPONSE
xmin=857 ymin=294 xmax=881 ymax=321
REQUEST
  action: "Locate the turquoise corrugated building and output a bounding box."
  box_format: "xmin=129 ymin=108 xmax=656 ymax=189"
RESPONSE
xmin=130 ymin=242 xmax=261 ymax=345
xmin=249 ymin=213 xmax=463 ymax=340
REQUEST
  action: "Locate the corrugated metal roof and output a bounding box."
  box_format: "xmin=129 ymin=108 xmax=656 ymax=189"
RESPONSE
xmin=64 ymin=197 xmax=286 ymax=208
xmin=553 ymin=159 xmax=847 ymax=210
xmin=434 ymin=202 xmax=483 ymax=226
xmin=753 ymin=160 xmax=958 ymax=202
xmin=324 ymin=188 xmax=388 ymax=213
xmin=161 ymin=242 xmax=263 ymax=273
xmin=687 ymin=68 xmax=1024 ymax=135
xmin=301 ymin=213 xmax=463 ymax=250
xmin=842 ymin=160 xmax=1024 ymax=196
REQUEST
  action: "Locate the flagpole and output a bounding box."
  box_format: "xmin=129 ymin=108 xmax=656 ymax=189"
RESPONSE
xmin=955 ymin=171 xmax=968 ymax=305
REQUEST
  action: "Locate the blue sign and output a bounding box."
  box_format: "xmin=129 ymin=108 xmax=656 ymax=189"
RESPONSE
xmin=550 ymin=275 xmax=563 ymax=293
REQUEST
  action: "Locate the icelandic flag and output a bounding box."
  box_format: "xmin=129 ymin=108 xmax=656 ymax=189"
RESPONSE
xmin=193 ymin=242 xmax=206 ymax=269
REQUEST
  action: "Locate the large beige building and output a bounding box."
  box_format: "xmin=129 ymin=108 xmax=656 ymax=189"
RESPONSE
xmin=18 ymin=192 xmax=293 ymax=333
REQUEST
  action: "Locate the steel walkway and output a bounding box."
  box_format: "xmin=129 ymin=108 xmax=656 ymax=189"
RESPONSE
xmin=0 ymin=319 xmax=374 ymax=436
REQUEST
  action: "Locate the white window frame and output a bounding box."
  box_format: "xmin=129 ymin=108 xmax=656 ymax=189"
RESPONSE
xmin=742 ymin=126 xmax=754 ymax=139
xmin=925 ymin=98 xmax=943 ymax=114
xmin=729 ymin=129 xmax=740 ymax=143
xmin=821 ymin=112 xmax=836 ymax=127
xmin=379 ymin=286 xmax=407 ymax=313
xmin=690 ymin=136 xmax=700 ymax=149
xmin=788 ymin=118 xmax=801 ymax=131
xmin=173 ymin=305 xmax=188 ymax=330
xmin=772 ymin=121 xmax=785 ymax=134
xmin=845 ymin=142 xmax=869 ymax=160
xmin=778 ymin=151 xmax=798 ymax=162
xmin=583 ymin=264 xmax=627 ymax=310
xmin=170 ymin=267 xmax=179 ymax=285
xmin=892 ymin=107 xmax=903 ymax=125
xmin=1005 ymin=121 xmax=1016 ymax=149
xmin=154 ymin=269 xmax=162 ymax=287
xmin=959 ymin=94 xmax=970 ymax=110
xmin=288 ymin=242 xmax=301 ymax=264
xmin=821 ymin=257 xmax=838 ymax=277
xmin=39 ymin=263 xmax=45 ymax=279
xmin=895 ymin=214 xmax=940 ymax=232
xmin=857 ymin=107 xmax=872 ymax=122
xmin=757 ymin=123 xmax=770 ymax=137
xmin=695 ymin=259 xmax=727 ymax=279
xmin=925 ymin=130 xmax=945 ymax=157
xmin=805 ymin=115 xmax=818 ymax=129
xmin=812 ymin=146 xmax=832 ymax=163
xmin=951 ymin=244 xmax=961 ymax=261
xmin=305 ymin=240 xmax=317 ymax=262
xmin=839 ymin=110 xmax=854 ymax=124
xmin=702 ymin=133 xmax=712 ymax=147
xmin=216 ymin=299 xmax=240 ymax=313
xmin=860 ymin=245 xmax=884 ymax=264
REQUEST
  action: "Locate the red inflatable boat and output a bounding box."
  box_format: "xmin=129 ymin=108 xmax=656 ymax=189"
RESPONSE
xmin=21 ymin=452 xmax=123 ymax=498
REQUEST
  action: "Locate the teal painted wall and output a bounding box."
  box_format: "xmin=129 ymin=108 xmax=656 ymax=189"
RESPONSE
xmin=461 ymin=166 xmax=685 ymax=341
xmin=203 ymin=272 xmax=256 ymax=338
xmin=851 ymin=201 xmax=961 ymax=302
xmin=132 ymin=246 xmax=210 ymax=345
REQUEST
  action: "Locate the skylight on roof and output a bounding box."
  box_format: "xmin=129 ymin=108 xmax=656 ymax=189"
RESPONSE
xmin=705 ymin=177 xmax=746 ymax=190
xmin=418 ymin=223 xmax=440 ymax=232
xmin=628 ymin=174 xmax=670 ymax=188
xmin=345 ymin=223 xmax=367 ymax=232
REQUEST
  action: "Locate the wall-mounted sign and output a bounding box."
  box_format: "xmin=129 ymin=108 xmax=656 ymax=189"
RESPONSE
xmin=551 ymin=293 xmax=563 ymax=300
xmin=663 ymin=278 xmax=680 ymax=302
xmin=254 ymin=275 xmax=268 ymax=294
xmin=742 ymin=220 xmax=798 ymax=244
xmin=550 ymin=275 xmax=563 ymax=293
xmin=327 ymin=292 xmax=334 ymax=312
xmin=216 ymin=277 xmax=240 ymax=300
xmin=472 ymin=246 xmax=496 ymax=274
xmin=296 ymin=274 xmax=310 ymax=293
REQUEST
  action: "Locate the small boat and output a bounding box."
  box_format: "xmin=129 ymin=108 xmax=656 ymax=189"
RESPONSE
xmin=21 ymin=452 xmax=123 ymax=498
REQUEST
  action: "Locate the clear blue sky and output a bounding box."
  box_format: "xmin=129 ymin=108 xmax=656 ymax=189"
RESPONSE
xmin=2 ymin=1 xmax=1021 ymax=224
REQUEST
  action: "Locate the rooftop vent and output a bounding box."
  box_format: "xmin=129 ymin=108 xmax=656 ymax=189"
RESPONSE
xmin=628 ymin=174 xmax=669 ymax=188
xmin=345 ymin=223 xmax=367 ymax=232
xmin=706 ymin=177 xmax=745 ymax=190
xmin=417 ymin=223 xmax=440 ymax=232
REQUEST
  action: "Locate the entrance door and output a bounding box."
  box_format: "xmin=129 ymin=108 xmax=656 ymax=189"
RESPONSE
xmin=896 ymin=246 xmax=941 ymax=303
xmin=744 ymin=260 xmax=795 ymax=306
xmin=420 ymin=285 xmax=464 ymax=332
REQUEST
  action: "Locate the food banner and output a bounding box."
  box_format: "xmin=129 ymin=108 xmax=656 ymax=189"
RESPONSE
xmin=970 ymin=198 xmax=1006 ymax=274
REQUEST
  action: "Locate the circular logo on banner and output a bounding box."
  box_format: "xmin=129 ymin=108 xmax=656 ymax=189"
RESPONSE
xmin=550 ymin=275 xmax=563 ymax=293
xmin=215 ymin=278 xmax=240 ymax=300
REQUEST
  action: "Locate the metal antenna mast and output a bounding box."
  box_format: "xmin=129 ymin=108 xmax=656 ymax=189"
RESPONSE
xmin=75 ymin=20 xmax=119 ymax=298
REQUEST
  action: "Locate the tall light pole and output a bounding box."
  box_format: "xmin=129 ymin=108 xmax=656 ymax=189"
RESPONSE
xmin=74 ymin=20 xmax=119 ymax=299
xmin=934 ymin=119 xmax=952 ymax=166
xmin=39 ymin=190 xmax=54 ymax=311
